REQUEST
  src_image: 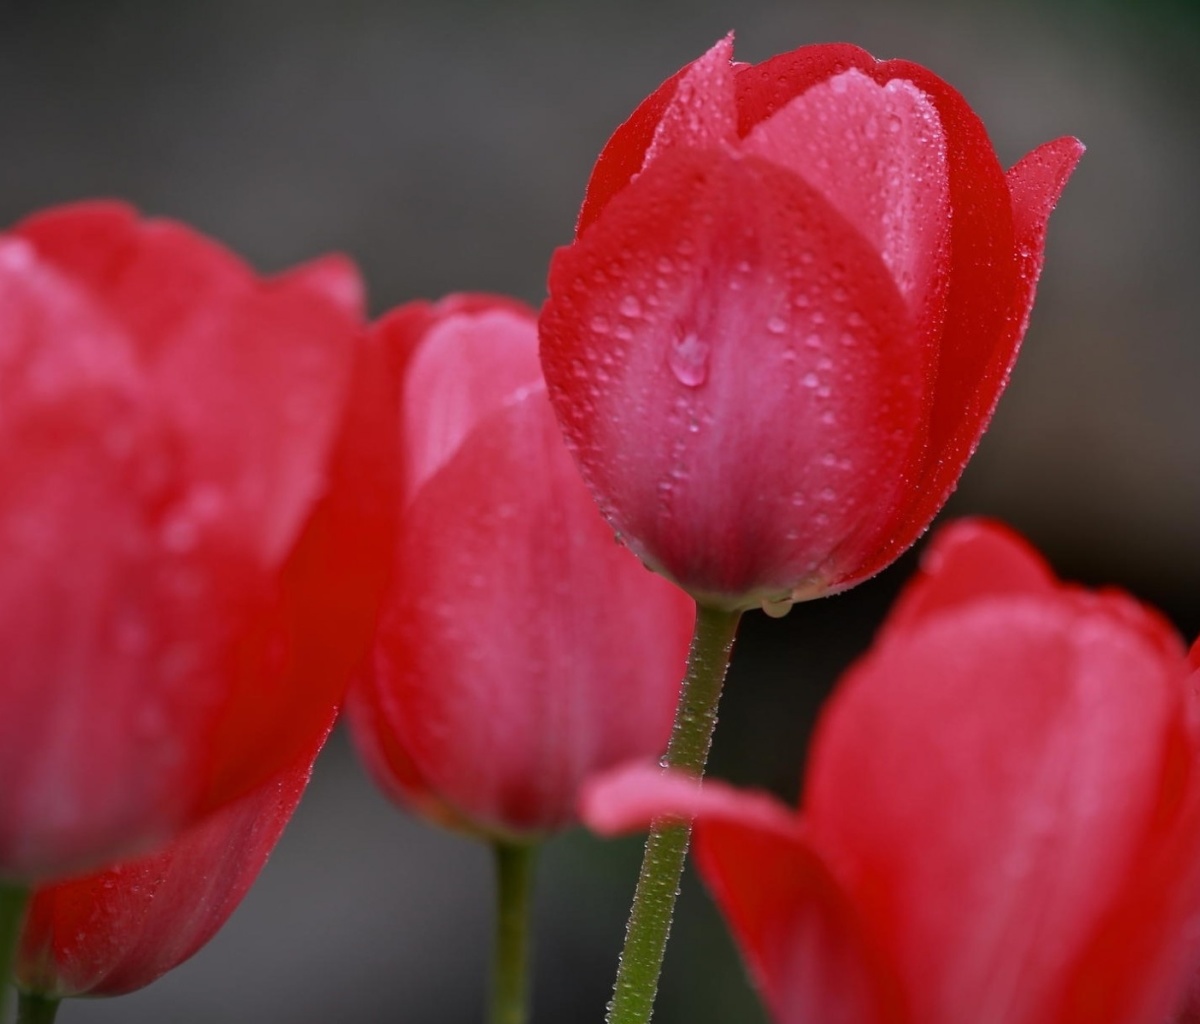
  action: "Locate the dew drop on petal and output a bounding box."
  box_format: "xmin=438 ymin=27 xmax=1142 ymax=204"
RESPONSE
xmin=590 ymin=314 xmax=611 ymax=335
xmin=761 ymin=594 xmax=795 ymax=618
xmin=619 ymin=295 xmax=643 ymax=319
xmin=668 ymin=331 xmax=710 ymax=387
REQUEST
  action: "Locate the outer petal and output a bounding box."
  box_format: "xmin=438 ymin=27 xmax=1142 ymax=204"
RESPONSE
xmin=806 ymin=568 xmax=1190 ymax=1023
xmin=541 ymin=146 xmax=923 ymax=605
xmin=16 ymin=725 xmax=329 ymax=998
xmin=362 ymin=388 xmax=693 ymax=837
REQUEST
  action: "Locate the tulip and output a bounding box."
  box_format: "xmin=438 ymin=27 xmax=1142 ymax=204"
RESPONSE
xmin=540 ymin=37 xmax=1084 ymax=613
xmin=0 ymin=202 xmax=398 ymax=881
xmin=13 ymin=725 xmax=329 ymax=1013
xmin=347 ymin=295 xmax=694 ymax=839
xmin=584 ymin=520 xmax=1200 ymax=1024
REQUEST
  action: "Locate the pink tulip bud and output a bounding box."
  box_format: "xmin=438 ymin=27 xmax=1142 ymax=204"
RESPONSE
xmin=347 ymin=296 xmax=694 ymax=839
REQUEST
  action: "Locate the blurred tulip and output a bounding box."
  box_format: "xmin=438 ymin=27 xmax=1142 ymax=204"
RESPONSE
xmin=540 ymin=37 xmax=1083 ymax=613
xmin=15 ymin=725 xmax=329 ymax=1002
xmin=0 ymin=202 xmax=398 ymax=880
xmin=348 ymin=296 xmax=694 ymax=839
xmin=585 ymin=520 xmax=1200 ymax=1024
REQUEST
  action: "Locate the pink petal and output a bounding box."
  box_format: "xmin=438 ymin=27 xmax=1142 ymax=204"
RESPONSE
xmin=743 ymin=69 xmax=950 ymax=328
xmin=732 ymin=44 xmax=877 ymax=137
xmin=541 ymin=145 xmax=924 ymax=604
xmin=378 ymin=299 xmax=543 ymax=499
xmin=580 ymin=763 xmax=794 ymax=837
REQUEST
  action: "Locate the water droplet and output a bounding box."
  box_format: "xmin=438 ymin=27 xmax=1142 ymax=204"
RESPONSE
xmin=667 ymin=331 xmax=710 ymax=387
xmin=589 ymin=315 xmax=611 ymax=335
xmin=761 ymin=594 xmax=795 ymax=618
xmin=804 ymin=333 xmax=821 ymax=350
xmin=766 ymin=315 xmax=788 ymax=334
xmin=619 ymin=295 xmax=642 ymax=319
xmin=802 ymin=372 xmax=820 ymax=389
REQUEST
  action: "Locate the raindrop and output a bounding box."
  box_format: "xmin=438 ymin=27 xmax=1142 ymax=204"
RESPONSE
xmin=803 ymin=333 xmax=822 ymax=350
xmin=766 ymin=315 xmax=788 ymax=335
xmin=761 ymin=594 xmax=795 ymax=618
xmin=802 ymin=372 xmax=820 ymax=389
xmin=619 ymin=295 xmax=642 ymax=319
xmin=590 ymin=315 xmax=611 ymax=335
xmin=667 ymin=331 xmax=710 ymax=387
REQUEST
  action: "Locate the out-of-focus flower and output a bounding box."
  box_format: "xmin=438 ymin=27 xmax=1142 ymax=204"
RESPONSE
xmin=15 ymin=725 xmax=330 ymax=1000
xmin=0 ymin=202 xmax=398 ymax=880
xmin=348 ymin=296 xmax=694 ymax=839
xmin=584 ymin=521 xmax=1200 ymax=1024
xmin=540 ymin=37 xmax=1083 ymax=613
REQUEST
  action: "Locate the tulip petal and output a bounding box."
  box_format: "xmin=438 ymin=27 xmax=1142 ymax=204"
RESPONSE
xmin=381 ymin=302 xmax=544 ymax=498
xmin=577 ymin=36 xmax=737 ymax=237
xmin=842 ymin=60 xmax=1023 ymax=583
xmin=695 ymin=819 xmax=908 ymax=1024
xmin=642 ymin=34 xmax=737 ymax=165
xmin=806 ymin=590 xmax=1187 ymax=1023
xmin=743 ymin=68 xmax=950 ymax=328
xmin=882 ymin=519 xmax=1054 ymax=634
xmin=542 ymin=145 xmax=924 ymax=603
xmin=580 ymin=763 xmax=794 ymax=837
xmin=1005 ymin=136 xmax=1087 ymax=342
xmin=17 ymin=725 xmax=328 ymax=998
xmin=370 ymin=390 xmax=692 ymax=836
xmin=731 ymin=44 xmax=877 ymax=137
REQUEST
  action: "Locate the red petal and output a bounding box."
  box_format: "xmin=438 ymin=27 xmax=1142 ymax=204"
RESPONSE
xmin=18 ymin=726 xmax=328 ymax=998
xmin=806 ymin=589 xmax=1190 ymax=1022
xmin=695 ymin=819 xmax=908 ymax=1024
xmin=576 ymin=37 xmax=735 ymax=237
xmin=541 ymin=146 xmax=924 ymax=603
xmin=1005 ymin=136 xmax=1086 ymax=342
xmin=369 ymin=390 xmax=693 ymax=836
xmin=844 ymin=60 xmax=1023 ymax=582
xmin=882 ymin=519 xmax=1054 ymax=634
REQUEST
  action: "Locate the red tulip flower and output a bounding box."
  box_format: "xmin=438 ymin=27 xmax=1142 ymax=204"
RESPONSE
xmin=585 ymin=521 xmax=1200 ymax=1024
xmin=540 ymin=38 xmax=1084 ymax=613
xmin=15 ymin=726 xmax=329 ymax=1001
xmin=0 ymin=202 xmax=398 ymax=880
xmin=347 ymin=296 xmax=694 ymax=838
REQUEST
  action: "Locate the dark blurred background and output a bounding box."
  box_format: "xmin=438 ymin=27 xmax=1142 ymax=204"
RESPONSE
xmin=2 ymin=0 xmax=1196 ymax=1020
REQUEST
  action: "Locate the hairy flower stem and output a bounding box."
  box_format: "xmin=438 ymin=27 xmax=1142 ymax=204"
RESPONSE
xmin=606 ymin=603 xmax=743 ymax=1024
xmin=15 ymin=995 xmax=57 ymax=1024
xmin=0 ymin=884 xmax=30 ymax=1024
xmin=489 ymin=842 xmax=537 ymax=1024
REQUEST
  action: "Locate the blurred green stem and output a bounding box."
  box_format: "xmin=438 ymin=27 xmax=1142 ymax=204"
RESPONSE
xmin=605 ymin=602 xmax=743 ymax=1024
xmin=16 ymin=994 xmax=57 ymax=1024
xmin=0 ymin=883 xmax=30 ymax=1024
xmin=489 ymin=842 xmax=537 ymax=1024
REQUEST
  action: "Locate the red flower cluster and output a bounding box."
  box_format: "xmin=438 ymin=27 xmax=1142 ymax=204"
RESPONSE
xmin=540 ymin=37 xmax=1083 ymax=612
xmin=585 ymin=521 xmax=1200 ymax=1024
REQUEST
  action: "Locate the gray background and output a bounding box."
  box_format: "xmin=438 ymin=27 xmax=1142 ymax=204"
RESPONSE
xmin=2 ymin=0 xmax=1197 ymax=1020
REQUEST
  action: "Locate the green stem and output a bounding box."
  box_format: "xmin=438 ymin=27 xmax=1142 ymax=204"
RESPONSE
xmin=0 ymin=883 xmax=31 ymax=1024
xmin=489 ymin=842 xmax=537 ymax=1024
xmin=15 ymin=994 xmax=58 ymax=1024
xmin=605 ymin=602 xmax=743 ymax=1024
